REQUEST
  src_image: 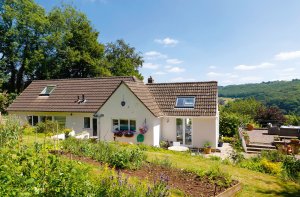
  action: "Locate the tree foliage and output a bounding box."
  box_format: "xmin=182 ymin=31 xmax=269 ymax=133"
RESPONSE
xmin=255 ymin=106 xmax=286 ymax=127
xmin=104 ymin=39 xmax=144 ymax=80
xmin=222 ymin=98 xmax=262 ymax=120
xmin=0 ymin=1 xmax=144 ymax=93
xmin=219 ymin=79 xmax=300 ymax=116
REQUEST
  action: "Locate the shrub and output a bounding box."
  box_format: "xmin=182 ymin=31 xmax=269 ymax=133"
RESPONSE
xmin=282 ymin=156 xmax=300 ymax=182
xmin=260 ymin=158 xmax=282 ymax=175
xmin=0 ymin=115 xmax=22 ymax=147
xmin=205 ymin=164 xmax=232 ymax=188
xmin=255 ymin=106 xmax=286 ymax=127
xmin=230 ymin=150 xmax=245 ymax=164
xmin=222 ymin=136 xmax=235 ymax=143
xmin=260 ymin=150 xmax=286 ymax=162
xmin=284 ymin=114 xmax=300 ymax=126
xmin=35 ymin=120 xmax=60 ymax=134
xmin=219 ymin=112 xmax=241 ymax=137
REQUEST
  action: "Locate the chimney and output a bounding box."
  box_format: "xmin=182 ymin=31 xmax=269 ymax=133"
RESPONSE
xmin=82 ymin=94 xmax=85 ymax=101
xmin=148 ymin=76 xmax=154 ymax=84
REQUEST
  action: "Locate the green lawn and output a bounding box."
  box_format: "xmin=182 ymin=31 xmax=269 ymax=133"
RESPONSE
xmin=146 ymin=151 xmax=300 ymax=197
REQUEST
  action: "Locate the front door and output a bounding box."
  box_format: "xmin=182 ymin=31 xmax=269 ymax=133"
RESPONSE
xmin=176 ymin=118 xmax=192 ymax=146
xmin=93 ymin=118 xmax=97 ymax=136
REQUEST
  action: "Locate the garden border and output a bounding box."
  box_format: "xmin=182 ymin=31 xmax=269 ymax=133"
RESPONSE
xmin=216 ymin=182 xmax=243 ymax=197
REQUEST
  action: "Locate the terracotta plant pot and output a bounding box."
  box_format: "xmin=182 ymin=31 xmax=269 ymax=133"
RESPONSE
xmin=247 ymin=124 xmax=254 ymax=131
xmin=204 ymin=147 xmax=211 ymax=154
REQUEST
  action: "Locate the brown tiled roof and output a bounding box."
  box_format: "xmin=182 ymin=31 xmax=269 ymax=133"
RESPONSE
xmin=147 ymin=81 xmax=218 ymax=116
xmin=123 ymin=80 xmax=163 ymax=117
xmin=8 ymin=77 xmax=218 ymax=117
xmin=7 ymin=77 xmax=136 ymax=113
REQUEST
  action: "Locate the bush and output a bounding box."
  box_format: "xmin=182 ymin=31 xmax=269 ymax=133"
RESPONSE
xmin=0 ymin=92 xmax=17 ymax=114
xmin=219 ymin=112 xmax=241 ymax=137
xmin=282 ymin=156 xmax=300 ymax=182
xmin=284 ymin=114 xmax=300 ymax=126
xmin=222 ymin=136 xmax=235 ymax=143
xmin=205 ymin=165 xmax=232 ymax=188
xmin=260 ymin=158 xmax=282 ymax=175
xmin=35 ymin=120 xmax=61 ymax=134
xmin=0 ymin=115 xmax=22 ymax=147
xmin=260 ymin=150 xmax=286 ymax=162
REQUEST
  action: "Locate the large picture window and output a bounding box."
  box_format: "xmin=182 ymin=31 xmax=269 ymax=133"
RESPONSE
xmin=112 ymin=119 xmax=136 ymax=132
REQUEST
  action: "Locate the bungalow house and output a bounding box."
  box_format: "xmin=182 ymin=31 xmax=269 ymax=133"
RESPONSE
xmin=7 ymin=76 xmax=219 ymax=148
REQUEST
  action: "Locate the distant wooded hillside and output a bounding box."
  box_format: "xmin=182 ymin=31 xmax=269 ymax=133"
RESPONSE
xmin=218 ymin=79 xmax=300 ymax=115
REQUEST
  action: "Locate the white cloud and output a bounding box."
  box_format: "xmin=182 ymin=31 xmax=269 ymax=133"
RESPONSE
xmin=170 ymin=77 xmax=195 ymax=82
xmin=207 ymin=72 xmax=238 ymax=78
xmin=153 ymin=71 xmax=166 ymax=75
xmin=234 ymin=62 xmax=274 ymax=71
xmin=167 ymin=66 xmax=185 ymax=73
xmin=207 ymin=72 xmax=222 ymax=77
xmin=209 ymin=65 xmax=216 ymax=69
xmin=154 ymin=37 xmax=179 ymax=47
xmin=275 ymin=51 xmax=300 ymax=61
xmin=166 ymin=58 xmax=183 ymax=64
xmin=143 ymin=63 xmax=159 ymax=69
xmin=144 ymin=51 xmax=167 ymax=60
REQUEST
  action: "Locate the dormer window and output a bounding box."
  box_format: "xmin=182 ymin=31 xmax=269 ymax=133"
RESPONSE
xmin=40 ymin=85 xmax=56 ymax=96
xmin=175 ymin=97 xmax=195 ymax=108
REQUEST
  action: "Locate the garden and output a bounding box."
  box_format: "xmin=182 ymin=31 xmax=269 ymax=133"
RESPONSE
xmin=1 ymin=116 xmax=242 ymax=196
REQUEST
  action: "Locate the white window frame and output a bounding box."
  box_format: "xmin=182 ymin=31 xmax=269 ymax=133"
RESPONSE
xmin=40 ymin=85 xmax=56 ymax=96
xmin=175 ymin=97 xmax=196 ymax=108
xmin=84 ymin=117 xmax=91 ymax=128
xmin=112 ymin=119 xmax=136 ymax=131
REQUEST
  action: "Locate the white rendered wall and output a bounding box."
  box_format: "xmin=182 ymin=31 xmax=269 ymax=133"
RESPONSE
xmin=9 ymin=111 xmax=94 ymax=136
xmin=97 ymin=83 xmax=160 ymax=146
xmin=161 ymin=116 xmax=218 ymax=148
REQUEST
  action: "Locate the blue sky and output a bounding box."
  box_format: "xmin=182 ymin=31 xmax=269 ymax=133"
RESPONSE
xmin=36 ymin=0 xmax=300 ymax=85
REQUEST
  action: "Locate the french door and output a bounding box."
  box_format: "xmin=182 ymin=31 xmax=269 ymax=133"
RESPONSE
xmin=176 ymin=118 xmax=192 ymax=146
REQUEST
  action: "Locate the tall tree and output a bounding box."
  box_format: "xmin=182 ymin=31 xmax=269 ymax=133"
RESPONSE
xmin=0 ymin=0 xmax=48 ymax=93
xmin=46 ymin=5 xmax=108 ymax=79
xmin=104 ymin=39 xmax=144 ymax=80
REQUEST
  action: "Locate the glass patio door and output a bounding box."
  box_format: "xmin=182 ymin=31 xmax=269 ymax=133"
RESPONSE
xmin=176 ymin=118 xmax=192 ymax=146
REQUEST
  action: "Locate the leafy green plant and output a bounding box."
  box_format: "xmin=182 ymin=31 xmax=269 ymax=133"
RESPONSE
xmin=282 ymin=156 xmax=300 ymax=182
xmin=0 ymin=115 xmax=22 ymax=147
xmin=219 ymin=112 xmax=241 ymax=137
xmin=203 ymin=141 xmax=212 ymax=148
xmin=62 ymin=138 xmax=146 ymax=169
xmin=35 ymin=120 xmax=60 ymax=134
xmin=152 ymin=157 xmax=173 ymax=168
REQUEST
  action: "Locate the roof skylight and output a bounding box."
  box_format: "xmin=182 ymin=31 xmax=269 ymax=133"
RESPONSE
xmin=40 ymin=85 xmax=56 ymax=96
xmin=175 ymin=97 xmax=195 ymax=108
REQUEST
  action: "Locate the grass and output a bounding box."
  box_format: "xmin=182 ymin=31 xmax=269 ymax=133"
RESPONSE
xmin=145 ymin=150 xmax=300 ymax=197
